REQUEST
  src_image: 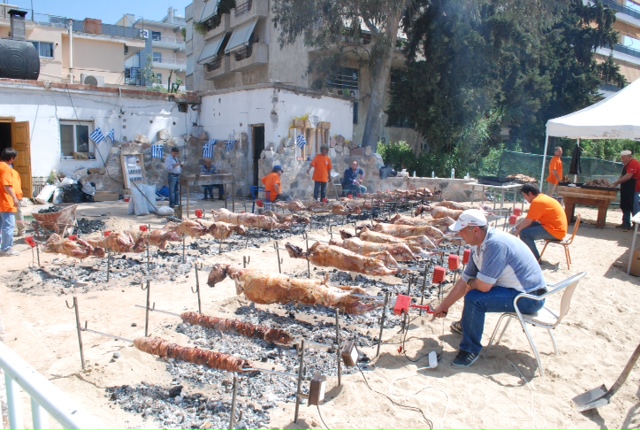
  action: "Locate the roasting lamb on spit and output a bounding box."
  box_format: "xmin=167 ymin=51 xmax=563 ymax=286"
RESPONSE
xmin=390 ymin=214 xmax=456 ymax=232
xmin=285 ymin=241 xmax=400 ymax=276
xmin=329 ymin=237 xmax=416 ymax=262
xmin=180 ymin=311 xmax=293 ymax=346
xmin=340 ymin=227 xmax=437 ymax=256
xmin=371 ymin=222 xmax=445 ymax=241
xmin=207 ymin=264 xmax=382 ymax=315
xmin=44 ymin=233 xmax=105 ymax=259
xmin=134 ymin=337 xmax=252 ymax=373
xmin=206 ymin=221 xmax=247 ymax=241
xmin=212 ymin=208 xmax=291 ymax=230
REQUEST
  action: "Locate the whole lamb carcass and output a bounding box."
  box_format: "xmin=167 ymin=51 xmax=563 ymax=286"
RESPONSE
xmin=329 ymin=237 xmax=416 ymax=262
xmin=427 ymin=205 xmax=464 ymax=220
xmin=146 ymin=229 xmax=181 ymax=249
xmin=212 ymin=208 xmax=291 ymax=230
xmin=207 ymin=221 xmax=247 ymax=241
xmin=372 ymin=222 xmax=444 ymax=241
xmin=170 ymin=219 xmax=209 ymax=238
xmin=342 ymin=227 xmax=437 ymax=256
xmin=285 ymin=241 xmax=400 ymax=276
xmin=44 ymin=233 xmax=105 ymax=259
xmin=207 ymin=264 xmax=382 ymax=315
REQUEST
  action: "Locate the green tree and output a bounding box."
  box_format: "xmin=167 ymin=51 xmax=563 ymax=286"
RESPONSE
xmin=272 ymin=0 xmax=412 ymax=151
xmin=388 ymin=0 xmax=625 ymax=165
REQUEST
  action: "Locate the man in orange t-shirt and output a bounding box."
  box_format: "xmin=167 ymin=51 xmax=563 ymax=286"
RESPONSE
xmin=514 ymin=183 xmax=568 ymax=261
xmin=0 ymin=148 xmax=20 ymax=255
xmin=261 ymin=165 xmax=291 ymax=202
xmin=307 ymin=145 xmax=332 ymax=201
xmin=546 ymin=146 xmax=563 ymax=197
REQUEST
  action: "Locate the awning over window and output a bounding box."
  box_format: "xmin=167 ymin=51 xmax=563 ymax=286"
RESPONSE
xmin=197 ymin=34 xmax=225 ymax=64
xmin=200 ymin=0 xmax=218 ymax=22
xmin=225 ymin=18 xmax=258 ymax=53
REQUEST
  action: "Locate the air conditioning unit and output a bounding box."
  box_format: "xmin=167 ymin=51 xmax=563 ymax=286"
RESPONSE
xmin=81 ymin=74 xmax=105 ymax=87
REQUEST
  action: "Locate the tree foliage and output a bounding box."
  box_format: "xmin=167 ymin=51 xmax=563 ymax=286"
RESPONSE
xmin=272 ymin=0 xmax=412 ymax=150
xmin=387 ymin=0 xmax=625 ymax=168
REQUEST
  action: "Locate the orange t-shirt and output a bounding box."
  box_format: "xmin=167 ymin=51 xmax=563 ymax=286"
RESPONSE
xmin=547 ymin=156 xmax=563 ymax=185
xmin=261 ymin=172 xmax=281 ymax=202
xmin=526 ymin=193 xmax=567 ymax=240
xmin=310 ymin=154 xmax=332 ymax=183
xmin=11 ymin=168 xmax=22 ymax=200
xmin=0 ymin=162 xmax=17 ymax=213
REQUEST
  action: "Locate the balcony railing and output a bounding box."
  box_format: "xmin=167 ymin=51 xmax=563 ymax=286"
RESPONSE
xmin=614 ymin=42 xmax=640 ymax=58
xmin=206 ymin=56 xmax=224 ymax=71
xmin=234 ymin=44 xmax=253 ymax=61
xmin=235 ymin=0 xmax=253 ymax=17
xmin=600 ymin=0 xmax=640 ymax=21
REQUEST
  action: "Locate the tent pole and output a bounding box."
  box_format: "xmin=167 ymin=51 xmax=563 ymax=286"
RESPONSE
xmin=540 ymin=134 xmax=549 ymax=186
xmin=573 ymin=138 xmax=580 ymax=183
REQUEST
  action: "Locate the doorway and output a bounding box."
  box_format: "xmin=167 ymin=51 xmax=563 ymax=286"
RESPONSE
xmin=0 ymin=118 xmax=32 ymax=199
xmin=252 ymin=124 xmax=265 ymax=187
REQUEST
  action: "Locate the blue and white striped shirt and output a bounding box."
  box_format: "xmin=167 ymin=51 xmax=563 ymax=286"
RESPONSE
xmin=461 ymin=228 xmax=546 ymax=293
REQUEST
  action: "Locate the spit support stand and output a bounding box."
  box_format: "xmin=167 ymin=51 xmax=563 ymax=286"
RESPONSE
xmin=65 ymin=296 xmax=85 ymax=370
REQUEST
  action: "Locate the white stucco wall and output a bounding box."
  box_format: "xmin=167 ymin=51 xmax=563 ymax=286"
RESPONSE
xmin=0 ymin=81 xmax=197 ymax=177
xmin=199 ymin=86 xmax=353 ymax=148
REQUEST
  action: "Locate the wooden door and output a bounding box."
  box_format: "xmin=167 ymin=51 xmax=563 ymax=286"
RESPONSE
xmin=11 ymin=121 xmax=32 ymax=199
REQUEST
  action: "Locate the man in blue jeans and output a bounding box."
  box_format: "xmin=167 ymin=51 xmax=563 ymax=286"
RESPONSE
xmin=164 ymin=147 xmax=183 ymax=208
xmin=431 ymin=209 xmax=547 ymax=368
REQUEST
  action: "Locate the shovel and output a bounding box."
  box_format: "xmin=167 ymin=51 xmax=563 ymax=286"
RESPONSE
xmin=572 ymin=343 xmax=640 ymax=412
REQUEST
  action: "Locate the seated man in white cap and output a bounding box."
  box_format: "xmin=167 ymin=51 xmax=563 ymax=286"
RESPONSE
xmin=612 ymin=150 xmax=640 ymax=230
xmin=431 ymin=209 xmax=547 ymax=368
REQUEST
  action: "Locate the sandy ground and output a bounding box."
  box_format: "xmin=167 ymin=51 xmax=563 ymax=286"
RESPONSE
xmin=1 ymin=196 xmax=639 ymax=429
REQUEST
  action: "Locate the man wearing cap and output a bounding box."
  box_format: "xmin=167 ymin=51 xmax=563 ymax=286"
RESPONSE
xmin=307 ymin=146 xmax=332 ymax=201
xmin=261 ymin=165 xmax=291 ymax=202
xmin=612 ymin=150 xmax=640 ymax=230
xmin=431 ymin=209 xmax=546 ymax=368
xmin=514 ymin=183 xmax=567 ymax=261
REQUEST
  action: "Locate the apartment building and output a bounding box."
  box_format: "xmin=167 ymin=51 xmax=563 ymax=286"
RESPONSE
xmin=119 ymin=8 xmax=187 ymax=91
xmin=0 ymin=2 xmax=145 ymax=86
xmin=596 ymin=0 xmax=640 ymax=83
xmin=185 ymin=0 xmax=419 ymax=151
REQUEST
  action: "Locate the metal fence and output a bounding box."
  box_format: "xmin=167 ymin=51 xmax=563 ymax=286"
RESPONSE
xmin=496 ymin=150 xmax=622 ymax=184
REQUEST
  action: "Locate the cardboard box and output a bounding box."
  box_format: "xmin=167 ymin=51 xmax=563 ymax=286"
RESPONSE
xmin=94 ymin=192 xmax=119 ymax=202
xmin=631 ymin=250 xmax=640 ymax=277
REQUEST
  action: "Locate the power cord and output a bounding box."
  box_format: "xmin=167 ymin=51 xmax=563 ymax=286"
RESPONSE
xmin=356 ymin=363 xmax=434 ymax=429
xmin=316 ymin=404 xmax=330 ymax=430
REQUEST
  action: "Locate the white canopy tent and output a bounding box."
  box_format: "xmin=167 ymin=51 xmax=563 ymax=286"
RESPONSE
xmin=540 ymin=78 xmax=640 ymax=184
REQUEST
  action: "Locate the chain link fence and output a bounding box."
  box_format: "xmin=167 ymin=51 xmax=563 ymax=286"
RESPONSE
xmin=494 ymin=150 xmax=622 ymax=184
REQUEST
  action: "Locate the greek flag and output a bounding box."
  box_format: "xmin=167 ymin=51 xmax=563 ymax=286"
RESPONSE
xmin=152 ymin=144 xmax=164 ymax=159
xmin=296 ymin=134 xmax=306 ymax=148
xmin=226 ymin=140 xmax=237 ymax=152
xmin=90 ymin=127 xmax=106 ymax=144
xmin=203 ymin=141 xmax=215 ymax=158
xmin=107 ymin=128 xmax=115 ymax=142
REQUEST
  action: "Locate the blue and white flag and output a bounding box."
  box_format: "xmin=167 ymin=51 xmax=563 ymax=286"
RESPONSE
xmin=203 ymin=141 xmax=215 ymax=158
xmin=90 ymin=127 xmax=106 ymax=144
xmin=226 ymin=140 xmax=237 ymax=152
xmin=296 ymin=134 xmax=306 ymax=149
xmin=107 ymin=128 xmax=115 ymax=142
xmin=152 ymin=144 xmax=164 ymax=159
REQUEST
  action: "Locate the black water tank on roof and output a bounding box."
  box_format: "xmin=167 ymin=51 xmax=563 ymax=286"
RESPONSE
xmin=0 ymin=38 xmax=40 ymax=80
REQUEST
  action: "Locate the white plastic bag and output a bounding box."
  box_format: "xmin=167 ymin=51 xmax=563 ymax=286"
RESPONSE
xmin=52 ymin=188 xmax=64 ymax=204
xmin=35 ymin=184 xmax=56 ymax=204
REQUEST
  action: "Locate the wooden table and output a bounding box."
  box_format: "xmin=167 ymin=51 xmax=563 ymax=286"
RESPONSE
xmin=181 ymin=173 xmax=235 ymax=218
xmin=557 ymin=186 xmax=618 ymax=229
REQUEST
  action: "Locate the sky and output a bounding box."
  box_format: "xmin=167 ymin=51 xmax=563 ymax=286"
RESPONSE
xmin=4 ymin=0 xmax=192 ymax=24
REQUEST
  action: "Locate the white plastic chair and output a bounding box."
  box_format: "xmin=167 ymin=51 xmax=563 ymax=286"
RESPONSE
xmin=330 ymin=172 xmax=343 ymax=199
xmin=485 ymin=271 xmax=587 ymax=377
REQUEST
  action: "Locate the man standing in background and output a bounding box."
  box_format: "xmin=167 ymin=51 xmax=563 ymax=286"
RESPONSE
xmin=307 ymin=145 xmax=332 ymax=201
xmin=612 ymin=150 xmax=640 ymax=231
xmin=547 ymin=146 xmax=563 ymax=197
xmin=164 ymin=146 xmax=183 ymax=208
xmin=0 ymin=148 xmax=20 ymax=256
